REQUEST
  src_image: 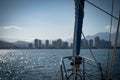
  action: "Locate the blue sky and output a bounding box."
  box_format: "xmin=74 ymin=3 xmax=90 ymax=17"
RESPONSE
xmin=0 ymin=0 xmax=120 ymax=42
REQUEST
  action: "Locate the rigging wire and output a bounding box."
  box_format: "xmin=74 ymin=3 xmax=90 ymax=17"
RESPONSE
xmin=107 ymin=0 xmax=114 ymax=78
xmin=84 ymin=0 xmax=120 ymax=79
xmin=85 ymin=0 xmax=119 ymax=21
xmin=108 ymin=12 xmax=120 ymax=80
xmin=82 ymin=32 xmax=104 ymax=80
xmin=82 ymin=32 xmax=98 ymax=63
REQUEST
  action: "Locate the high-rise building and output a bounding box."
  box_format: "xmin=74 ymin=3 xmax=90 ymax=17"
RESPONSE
xmin=99 ymin=39 xmax=105 ymax=48
xmin=81 ymin=39 xmax=84 ymax=48
xmin=95 ymin=36 xmax=100 ymax=48
xmin=104 ymin=41 xmax=111 ymax=48
xmin=62 ymin=41 xmax=68 ymax=48
xmin=34 ymin=39 xmax=39 ymax=48
xmin=56 ymin=39 xmax=62 ymax=48
xmin=52 ymin=40 xmax=57 ymax=48
xmin=70 ymin=43 xmax=73 ymax=49
xmin=84 ymin=39 xmax=88 ymax=48
xmin=28 ymin=43 xmax=33 ymax=48
xmin=45 ymin=40 xmax=49 ymax=48
xmin=89 ymin=39 xmax=93 ymax=48
xmin=81 ymin=39 xmax=88 ymax=48
xmin=39 ymin=40 xmax=42 ymax=48
xmin=52 ymin=39 xmax=62 ymax=48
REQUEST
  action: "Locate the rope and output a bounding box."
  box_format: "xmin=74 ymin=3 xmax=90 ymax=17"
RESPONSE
xmin=85 ymin=0 xmax=118 ymax=21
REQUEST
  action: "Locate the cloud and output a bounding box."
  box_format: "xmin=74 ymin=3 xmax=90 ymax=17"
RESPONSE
xmin=105 ymin=25 xmax=119 ymax=32
xmin=0 ymin=26 xmax=24 ymax=30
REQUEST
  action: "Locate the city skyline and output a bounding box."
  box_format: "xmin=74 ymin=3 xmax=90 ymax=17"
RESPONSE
xmin=0 ymin=0 xmax=120 ymax=42
xmin=32 ymin=36 xmax=111 ymax=49
xmin=0 ymin=36 xmax=113 ymax=49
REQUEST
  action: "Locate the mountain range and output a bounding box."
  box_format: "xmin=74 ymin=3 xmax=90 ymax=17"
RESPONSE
xmin=68 ymin=32 xmax=120 ymax=46
xmin=0 ymin=41 xmax=30 ymax=49
xmin=86 ymin=32 xmax=120 ymax=45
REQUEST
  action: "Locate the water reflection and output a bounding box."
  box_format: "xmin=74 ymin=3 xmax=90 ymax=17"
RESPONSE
xmin=0 ymin=49 xmax=120 ymax=80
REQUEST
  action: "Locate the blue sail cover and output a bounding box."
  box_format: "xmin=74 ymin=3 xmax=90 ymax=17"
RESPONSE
xmin=73 ymin=0 xmax=85 ymax=56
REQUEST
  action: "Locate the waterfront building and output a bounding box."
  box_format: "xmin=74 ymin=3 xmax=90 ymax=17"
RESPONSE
xmin=62 ymin=41 xmax=68 ymax=48
xmin=28 ymin=43 xmax=33 ymax=48
xmin=89 ymin=39 xmax=93 ymax=48
xmin=39 ymin=40 xmax=42 ymax=48
xmin=95 ymin=36 xmax=100 ymax=48
xmin=34 ymin=39 xmax=39 ymax=48
xmin=45 ymin=40 xmax=49 ymax=48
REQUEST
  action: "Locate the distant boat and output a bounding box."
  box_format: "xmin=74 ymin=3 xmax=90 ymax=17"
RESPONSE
xmin=59 ymin=0 xmax=120 ymax=80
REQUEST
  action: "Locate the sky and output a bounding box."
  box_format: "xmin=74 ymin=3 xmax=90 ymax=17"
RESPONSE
xmin=0 ymin=0 xmax=120 ymax=42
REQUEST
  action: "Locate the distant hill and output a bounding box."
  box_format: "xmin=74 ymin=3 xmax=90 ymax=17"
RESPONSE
xmin=0 ymin=40 xmax=17 ymax=49
xmin=86 ymin=32 xmax=110 ymax=40
xmin=0 ymin=40 xmax=31 ymax=49
xmin=13 ymin=41 xmax=30 ymax=48
xmin=86 ymin=32 xmax=120 ymax=46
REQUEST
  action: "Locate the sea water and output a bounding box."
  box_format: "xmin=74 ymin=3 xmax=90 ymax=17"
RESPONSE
xmin=0 ymin=49 xmax=120 ymax=80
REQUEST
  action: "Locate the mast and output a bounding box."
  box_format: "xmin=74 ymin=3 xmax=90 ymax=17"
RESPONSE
xmin=73 ymin=0 xmax=85 ymax=56
xmin=59 ymin=1 xmax=106 ymax=80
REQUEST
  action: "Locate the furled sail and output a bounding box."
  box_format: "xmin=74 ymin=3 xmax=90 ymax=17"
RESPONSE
xmin=73 ymin=0 xmax=85 ymax=56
